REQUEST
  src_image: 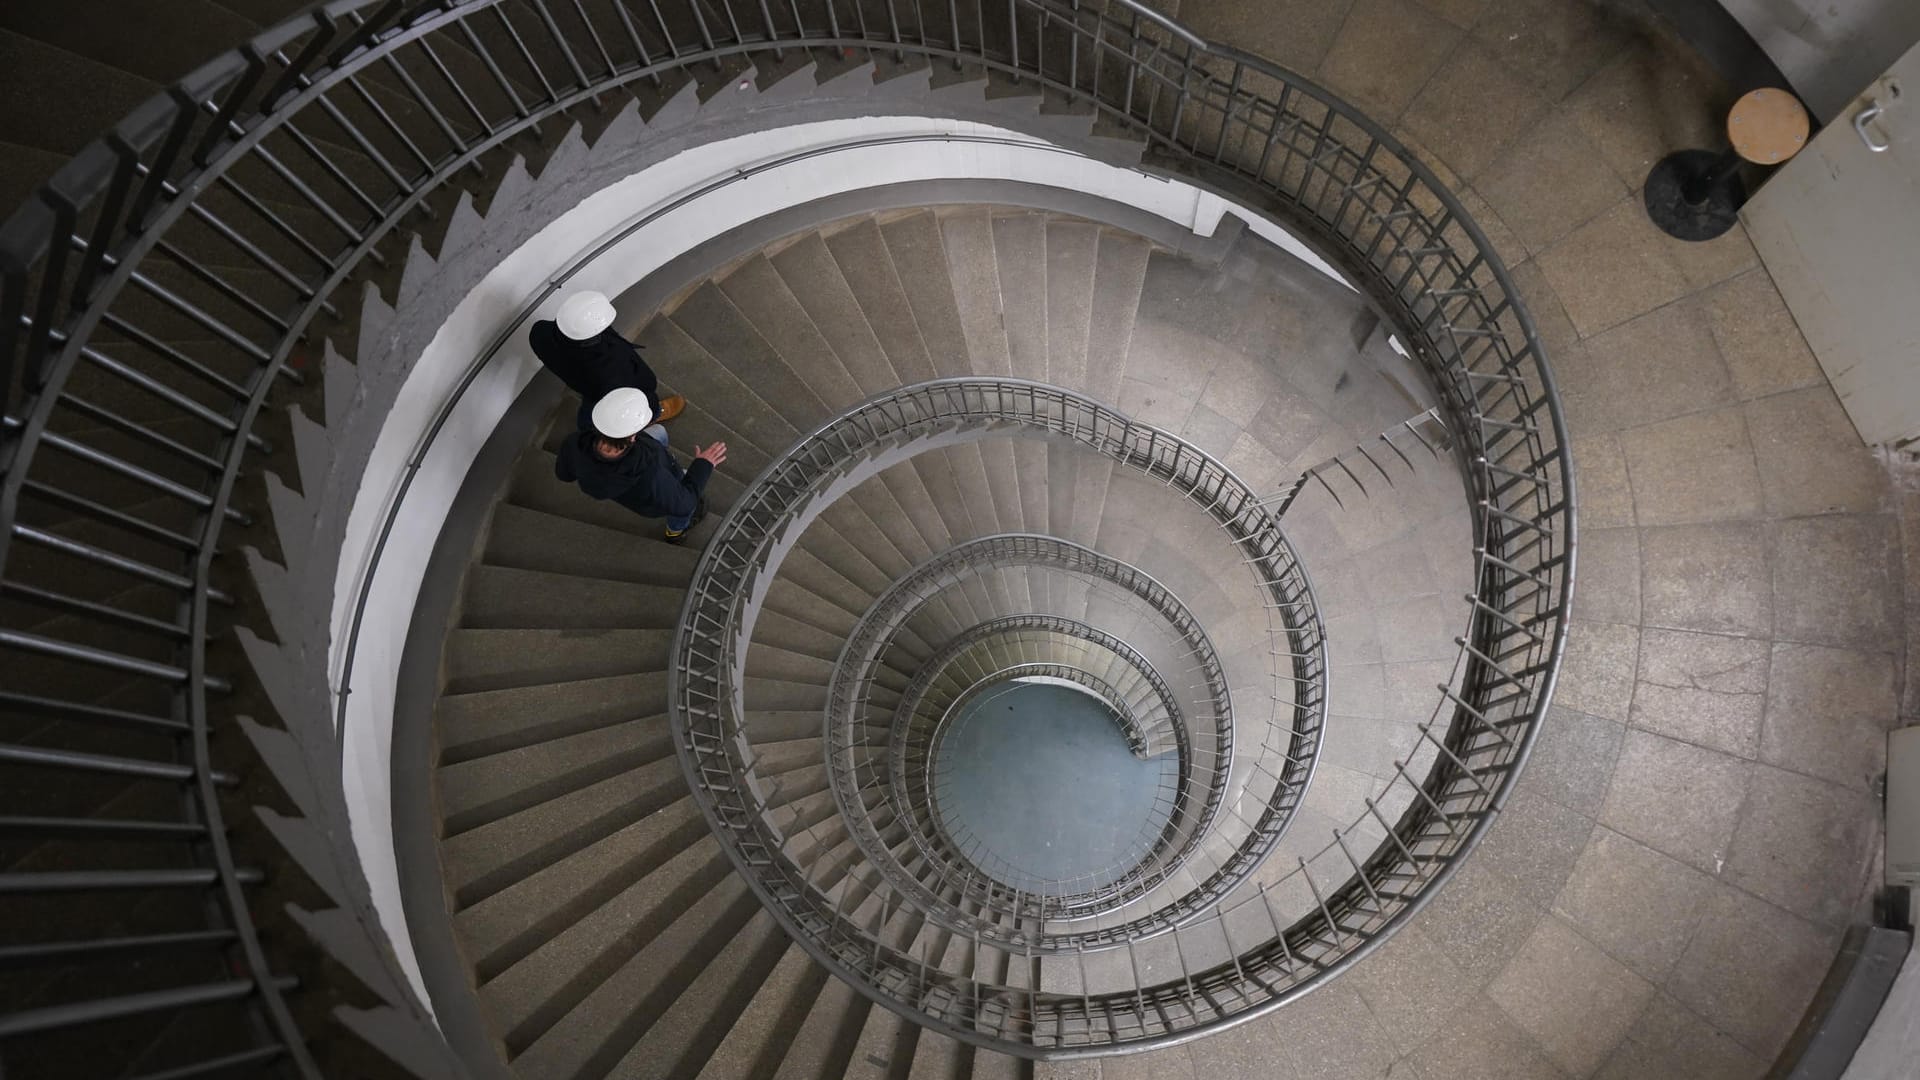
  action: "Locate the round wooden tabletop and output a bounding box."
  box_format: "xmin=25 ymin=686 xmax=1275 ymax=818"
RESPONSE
xmin=1728 ymin=87 xmax=1810 ymax=165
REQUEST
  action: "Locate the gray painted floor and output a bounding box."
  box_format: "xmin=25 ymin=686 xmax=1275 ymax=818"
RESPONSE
xmin=933 ymin=680 xmax=1177 ymax=894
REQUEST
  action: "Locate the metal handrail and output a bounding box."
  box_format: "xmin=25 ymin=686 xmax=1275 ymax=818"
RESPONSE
xmin=0 ymin=0 xmax=1570 ymax=1069
xmin=843 ymin=541 xmax=1238 ymax=939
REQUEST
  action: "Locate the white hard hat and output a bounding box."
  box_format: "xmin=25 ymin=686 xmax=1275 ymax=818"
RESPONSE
xmin=590 ymin=387 xmax=655 ymax=438
xmin=556 ymin=290 xmax=616 ymax=340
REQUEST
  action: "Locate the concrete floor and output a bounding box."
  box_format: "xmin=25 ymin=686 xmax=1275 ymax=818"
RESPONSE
xmin=934 ymin=680 xmax=1178 ymax=893
xmin=1047 ymin=2 xmax=1916 ymax=1079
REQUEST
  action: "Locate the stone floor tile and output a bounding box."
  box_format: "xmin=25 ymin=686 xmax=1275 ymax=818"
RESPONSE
xmin=1628 ymin=628 xmax=1769 ymax=758
xmin=1768 ymin=514 xmax=1902 ymax=651
xmin=1522 ymin=707 xmax=1625 ymax=817
xmin=1315 ymin=0 xmax=1463 ymax=120
xmin=1621 ymin=406 xmax=1763 ymax=526
xmin=1575 ymin=525 xmax=1641 ymax=625
xmin=1554 ymin=298 xmax=1734 ymax=434
xmin=1267 ymin=982 xmax=1401 ymax=1080
xmin=1470 ymin=0 xmax=1636 ymax=103
xmin=1221 ymin=431 xmax=1290 ymax=497
xmin=1593 ymin=993 xmax=1766 ymax=1080
xmin=1571 ymin=433 xmax=1636 ymax=529
xmin=1325 ymin=611 xmax=1385 ymax=668
xmin=1179 ymin=403 xmax=1242 ymax=458
xmin=1743 ymin=387 xmax=1890 ymax=519
xmin=1400 ymin=39 xmax=1552 ymax=181
xmin=1535 ymin=200 xmax=1695 ymax=338
xmin=1665 ymin=218 xmax=1759 ymax=295
xmin=1362 ymin=532 xmax=1444 ymax=606
xmin=1725 ymin=764 xmax=1879 ymax=928
xmin=1508 ymin=257 xmax=1581 ymax=360
xmin=1762 ymin=642 xmax=1898 ymax=791
xmin=1384 ymin=659 xmax=1457 ymax=724
xmin=1377 ymin=593 xmax=1458 ymax=663
xmin=1551 ymin=827 xmax=1714 ymax=982
xmin=1702 ymin=268 xmax=1825 ymax=400
xmin=1457 ymin=185 xmax=1529 ymax=270
xmin=1563 ymin=38 xmax=1733 ymax=191
xmin=1195 ymin=349 xmax=1284 ymax=428
xmin=1639 ymin=521 xmax=1771 ymax=636
xmin=1409 ymin=0 xmax=1489 ymax=28
xmin=1346 ymin=926 xmax=1475 ymax=1054
xmin=1663 ymin=884 xmax=1837 ymax=1059
xmin=1033 ymin=1060 xmax=1100 ymax=1080
xmin=1468 ymin=787 xmax=1595 ymax=908
xmin=1171 ymin=1019 xmax=1272 ymax=1077
xmin=1599 ymin=729 xmax=1750 ymax=874
xmin=1477 ymin=111 xmax=1629 ymax=255
xmin=1178 ymin=0 xmax=1355 ymax=76
xmin=1414 ymin=855 xmax=1547 ymax=987
xmin=1552 ymin=620 xmax=1638 ymax=721
xmin=1245 ymin=389 xmax=1338 ymax=469
xmin=1117 ymin=375 xmax=1198 ymax=433
xmin=1487 ymin=916 xmax=1655 ymax=1076
xmin=1408 ymin=994 xmax=1571 ymax=1080
xmin=1331 ymin=663 xmax=1390 ymax=720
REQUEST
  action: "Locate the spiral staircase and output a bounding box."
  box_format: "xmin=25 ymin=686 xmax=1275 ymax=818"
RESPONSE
xmin=0 ymin=2 xmax=1582 ymax=1079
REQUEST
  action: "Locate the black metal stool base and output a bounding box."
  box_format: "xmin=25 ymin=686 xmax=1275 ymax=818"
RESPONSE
xmin=1644 ymin=149 xmax=1746 ymax=242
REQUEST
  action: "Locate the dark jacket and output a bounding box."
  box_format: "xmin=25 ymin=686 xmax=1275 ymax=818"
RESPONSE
xmin=553 ymin=429 xmax=711 ymax=520
xmin=528 ymin=319 xmax=660 ymax=430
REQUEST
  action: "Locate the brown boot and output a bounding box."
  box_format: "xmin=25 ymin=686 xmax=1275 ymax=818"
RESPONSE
xmin=655 ymin=394 xmax=687 ymax=424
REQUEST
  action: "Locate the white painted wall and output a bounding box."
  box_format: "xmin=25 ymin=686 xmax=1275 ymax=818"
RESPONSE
xmin=326 ymin=114 xmax=1352 ymax=1014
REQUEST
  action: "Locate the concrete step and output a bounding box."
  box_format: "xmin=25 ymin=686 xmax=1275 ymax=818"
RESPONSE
xmin=717 ymin=252 xmax=867 ymax=410
xmin=670 ymin=280 xmax=835 ymax=432
xmin=440 ymin=751 xmax=688 ymax=907
xmin=876 ymin=211 xmax=970 ymax=379
xmin=452 ymin=792 xmax=712 ymax=980
xmin=486 ymin=836 xmax=739 ymax=1063
xmin=440 ymin=627 xmax=671 ymax=695
xmin=438 ymin=716 xmax=673 ymax=836
xmin=1044 ymin=219 xmax=1098 ymax=389
xmin=481 ymin=502 xmax=700 ymax=587
xmin=459 ymin=564 xmax=685 ymax=630
xmin=842 ymin=992 xmax=918 ymax=1080
xmin=990 ymin=213 xmax=1048 ymax=382
xmin=1084 ymin=228 xmax=1154 ymax=407
xmin=604 ymin=906 xmax=793 ymax=1079
xmin=0 ymin=29 xmax=159 ymax=158
xmin=690 ymin=944 xmax=829 ymax=1080
xmin=769 ymin=961 xmax=870 ymax=1080
xmin=436 ymin=670 xmax=668 ymax=765
xmin=508 ymin=822 xmax=848 ymax=1079
xmin=0 ymin=0 xmax=255 ymax=85
xmin=938 ymin=208 xmax=1013 ymax=377
xmin=825 ymin=216 xmax=938 ymax=386
xmin=636 ymin=316 xmax=803 ymax=459
xmin=769 ymin=230 xmax=902 ymax=395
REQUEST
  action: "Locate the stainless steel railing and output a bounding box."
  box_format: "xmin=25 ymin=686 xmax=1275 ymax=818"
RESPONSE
xmin=1 ymin=0 xmax=1569 ymax=1070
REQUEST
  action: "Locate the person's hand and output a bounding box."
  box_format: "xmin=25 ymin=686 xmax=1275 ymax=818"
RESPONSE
xmin=694 ymin=442 xmax=728 ymax=467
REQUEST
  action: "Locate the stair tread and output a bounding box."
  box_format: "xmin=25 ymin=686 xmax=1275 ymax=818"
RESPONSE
xmin=441 ymin=753 xmax=689 ymax=906
xmin=769 ymin=232 xmax=901 ymax=395
xmin=459 ymin=564 xmax=686 ymax=631
xmin=989 ymin=213 xmax=1049 ymax=383
xmin=438 ymin=716 xmax=674 ymax=835
xmin=880 ymin=211 xmax=973 ymax=378
xmin=691 ymin=943 xmax=826 ymax=1080
xmin=442 ymin=627 xmax=673 ymax=695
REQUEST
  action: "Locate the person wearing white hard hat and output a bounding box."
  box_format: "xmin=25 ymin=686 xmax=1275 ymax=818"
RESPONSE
xmin=554 ymin=386 xmax=728 ymax=543
xmin=528 ymin=290 xmax=686 ymax=432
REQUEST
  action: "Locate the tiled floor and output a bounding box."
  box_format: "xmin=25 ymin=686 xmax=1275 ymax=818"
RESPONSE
xmin=1084 ymin=0 xmax=1914 ymax=1077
